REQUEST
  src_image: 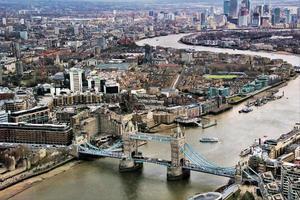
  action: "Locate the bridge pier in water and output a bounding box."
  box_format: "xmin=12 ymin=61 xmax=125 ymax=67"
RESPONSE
xmin=119 ymin=122 xmax=143 ymax=172
xmin=119 ymin=159 xmax=143 ymax=172
xmin=167 ymin=125 xmax=190 ymax=181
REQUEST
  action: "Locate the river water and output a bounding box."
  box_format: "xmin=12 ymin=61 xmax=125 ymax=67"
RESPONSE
xmin=9 ymin=34 xmax=300 ymax=200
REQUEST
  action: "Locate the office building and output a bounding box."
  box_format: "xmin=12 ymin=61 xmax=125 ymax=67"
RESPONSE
xmin=229 ymin=0 xmax=239 ymax=18
xmin=74 ymin=25 xmax=79 ymax=35
xmin=0 ymin=110 xmax=8 ymax=122
xmin=104 ymin=81 xmax=120 ymax=94
xmin=252 ymin=12 xmax=261 ymax=27
xmin=16 ymin=61 xmax=23 ymax=76
xmin=9 ymin=106 xmax=50 ymax=124
xmin=53 ymin=92 xmax=102 ymax=107
xmin=243 ymin=0 xmax=251 ymax=12
xmin=20 ymin=31 xmax=28 ymax=40
xmin=281 ymin=164 xmax=300 ymax=199
xmin=88 ymin=76 xmax=102 ymax=92
xmin=284 ymin=9 xmax=291 ymax=24
xmin=0 ymin=64 xmax=3 ymax=85
xmin=224 ymin=0 xmax=231 ymax=16
xmin=263 ymin=4 xmax=270 ymax=17
xmin=0 ymin=122 xmax=73 ymax=145
xmin=69 ymin=68 xmax=84 ymax=92
xmin=2 ymin=18 xmax=6 ymax=26
xmin=273 ymin=8 xmax=281 ymax=24
xmin=5 ymin=99 xmax=27 ymax=112
xmin=239 ymin=7 xmax=249 ymax=27
xmin=98 ymin=37 xmax=107 ymax=50
xmin=200 ymin=12 xmax=207 ymax=26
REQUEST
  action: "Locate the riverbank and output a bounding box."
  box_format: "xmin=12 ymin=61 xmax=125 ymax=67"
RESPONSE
xmin=179 ymin=30 xmax=300 ymax=56
xmin=228 ymin=80 xmax=289 ymax=105
xmin=180 ymin=39 xmax=300 ymax=56
xmin=136 ymin=34 xmax=300 ymax=67
xmin=0 ymin=160 xmax=81 ymax=200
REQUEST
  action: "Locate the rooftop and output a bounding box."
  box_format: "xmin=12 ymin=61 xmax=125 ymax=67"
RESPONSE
xmin=0 ymin=122 xmax=71 ymax=132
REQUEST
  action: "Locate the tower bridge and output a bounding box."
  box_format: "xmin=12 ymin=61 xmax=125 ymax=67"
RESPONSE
xmin=77 ymin=123 xmax=240 ymax=180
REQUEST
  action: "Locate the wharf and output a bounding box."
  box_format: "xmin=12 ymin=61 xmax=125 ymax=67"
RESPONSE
xmin=210 ymin=104 xmax=233 ymax=115
xmin=228 ymin=81 xmax=286 ymax=105
xmin=200 ymin=118 xmax=217 ymax=129
xmin=175 ymin=117 xmax=201 ymax=127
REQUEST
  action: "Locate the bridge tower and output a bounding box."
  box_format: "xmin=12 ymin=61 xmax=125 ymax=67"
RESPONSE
xmin=119 ymin=121 xmax=143 ymax=172
xmin=167 ymin=125 xmax=190 ymax=180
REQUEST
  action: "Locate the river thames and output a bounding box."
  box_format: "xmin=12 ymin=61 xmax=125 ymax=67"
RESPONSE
xmin=9 ymin=34 xmax=300 ymax=200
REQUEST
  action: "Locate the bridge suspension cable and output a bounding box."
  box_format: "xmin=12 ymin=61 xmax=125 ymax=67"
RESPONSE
xmin=183 ymin=143 xmax=235 ymax=170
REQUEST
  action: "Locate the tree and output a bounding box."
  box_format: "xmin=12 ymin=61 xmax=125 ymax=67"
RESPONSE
xmin=241 ymin=191 xmax=255 ymax=200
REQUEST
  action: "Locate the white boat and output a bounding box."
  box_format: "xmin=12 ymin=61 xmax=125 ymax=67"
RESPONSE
xmin=240 ymin=148 xmax=251 ymax=157
xmin=239 ymin=107 xmax=253 ymax=113
xmin=199 ymin=137 xmax=219 ymax=143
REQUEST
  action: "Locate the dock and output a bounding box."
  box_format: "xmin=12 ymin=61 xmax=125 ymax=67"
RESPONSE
xmin=200 ymin=118 xmax=217 ymax=129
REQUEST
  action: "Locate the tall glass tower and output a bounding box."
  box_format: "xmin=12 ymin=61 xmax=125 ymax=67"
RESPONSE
xmin=224 ymin=0 xmax=231 ymax=16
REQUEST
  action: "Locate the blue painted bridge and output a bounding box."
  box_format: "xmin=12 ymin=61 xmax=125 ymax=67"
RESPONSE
xmin=78 ymin=132 xmax=237 ymax=178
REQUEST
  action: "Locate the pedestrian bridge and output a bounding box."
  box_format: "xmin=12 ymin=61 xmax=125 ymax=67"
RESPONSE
xmin=78 ymin=128 xmax=237 ymax=179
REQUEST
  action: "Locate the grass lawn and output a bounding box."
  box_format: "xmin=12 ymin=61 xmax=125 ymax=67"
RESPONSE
xmin=204 ymin=74 xmax=238 ymax=79
xmin=228 ymin=96 xmax=243 ymax=102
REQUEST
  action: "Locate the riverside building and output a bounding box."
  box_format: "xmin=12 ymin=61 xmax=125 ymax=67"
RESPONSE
xmin=0 ymin=123 xmax=73 ymax=145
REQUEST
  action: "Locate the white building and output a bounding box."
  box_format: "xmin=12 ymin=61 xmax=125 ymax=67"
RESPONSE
xmin=295 ymin=147 xmax=300 ymax=160
xmin=238 ymin=15 xmax=249 ymax=27
xmin=69 ymin=68 xmax=84 ymax=92
xmin=2 ymin=18 xmax=6 ymax=26
xmin=54 ymin=27 xmax=60 ymax=35
xmin=20 ymin=31 xmax=28 ymax=40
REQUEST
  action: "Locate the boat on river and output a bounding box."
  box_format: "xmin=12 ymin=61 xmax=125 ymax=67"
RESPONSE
xmin=187 ymin=192 xmax=223 ymax=200
xmin=199 ymin=137 xmax=219 ymax=143
xmin=239 ymin=107 xmax=253 ymax=113
xmin=240 ymin=148 xmax=251 ymax=157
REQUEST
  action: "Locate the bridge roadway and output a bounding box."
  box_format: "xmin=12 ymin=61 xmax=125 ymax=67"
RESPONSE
xmin=183 ymin=163 xmax=235 ymax=178
xmin=78 ymin=139 xmax=237 ymax=178
xmin=79 ymin=145 xmax=172 ymax=166
xmin=128 ymin=132 xmax=175 ymax=143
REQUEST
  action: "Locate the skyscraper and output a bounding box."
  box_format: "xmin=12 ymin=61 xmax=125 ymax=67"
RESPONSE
xmin=252 ymin=12 xmax=261 ymax=27
xmin=20 ymin=31 xmax=28 ymax=40
xmin=200 ymin=12 xmax=207 ymax=26
xmin=13 ymin=42 xmax=23 ymax=77
xmin=242 ymin=0 xmax=251 ymax=12
xmin=69 ymin=68 xmax=84 ymax=92
xmin=273 ymin=8 xmax=281 ymax=24
xmin=229 ymin=0 xmax=239 ymax=18
xmin=239 ymin=7 xmax=249 ymax=27
xmin=263 ymin=4 xmax=270 ymax=17
xmin=284 ymin=8 xmax=291 ymax=24
xmin=2 ymin=18 xmax=6 ymax=26
xmin=144 ymin=44 xmax=153 ymax=64
xmin=0 ymin=64 xmax=3 ymax=85
xmin=223 ymin=0 xmax=231 ymax=16
xmin=16 ymin=61 xmax=23 ymax=76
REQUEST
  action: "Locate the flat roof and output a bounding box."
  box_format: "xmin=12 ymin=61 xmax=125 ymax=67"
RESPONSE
xmin=11 ymin=106 xmax=49 ymax=116
xmin=0 ymin=122 xmax=71 ymax=132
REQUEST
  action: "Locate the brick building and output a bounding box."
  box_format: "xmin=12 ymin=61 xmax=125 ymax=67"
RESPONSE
xmin=0 ymin=123 xmax=73 ymax=145
xmin=9 ymin=106 xmax=50 ymax=123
